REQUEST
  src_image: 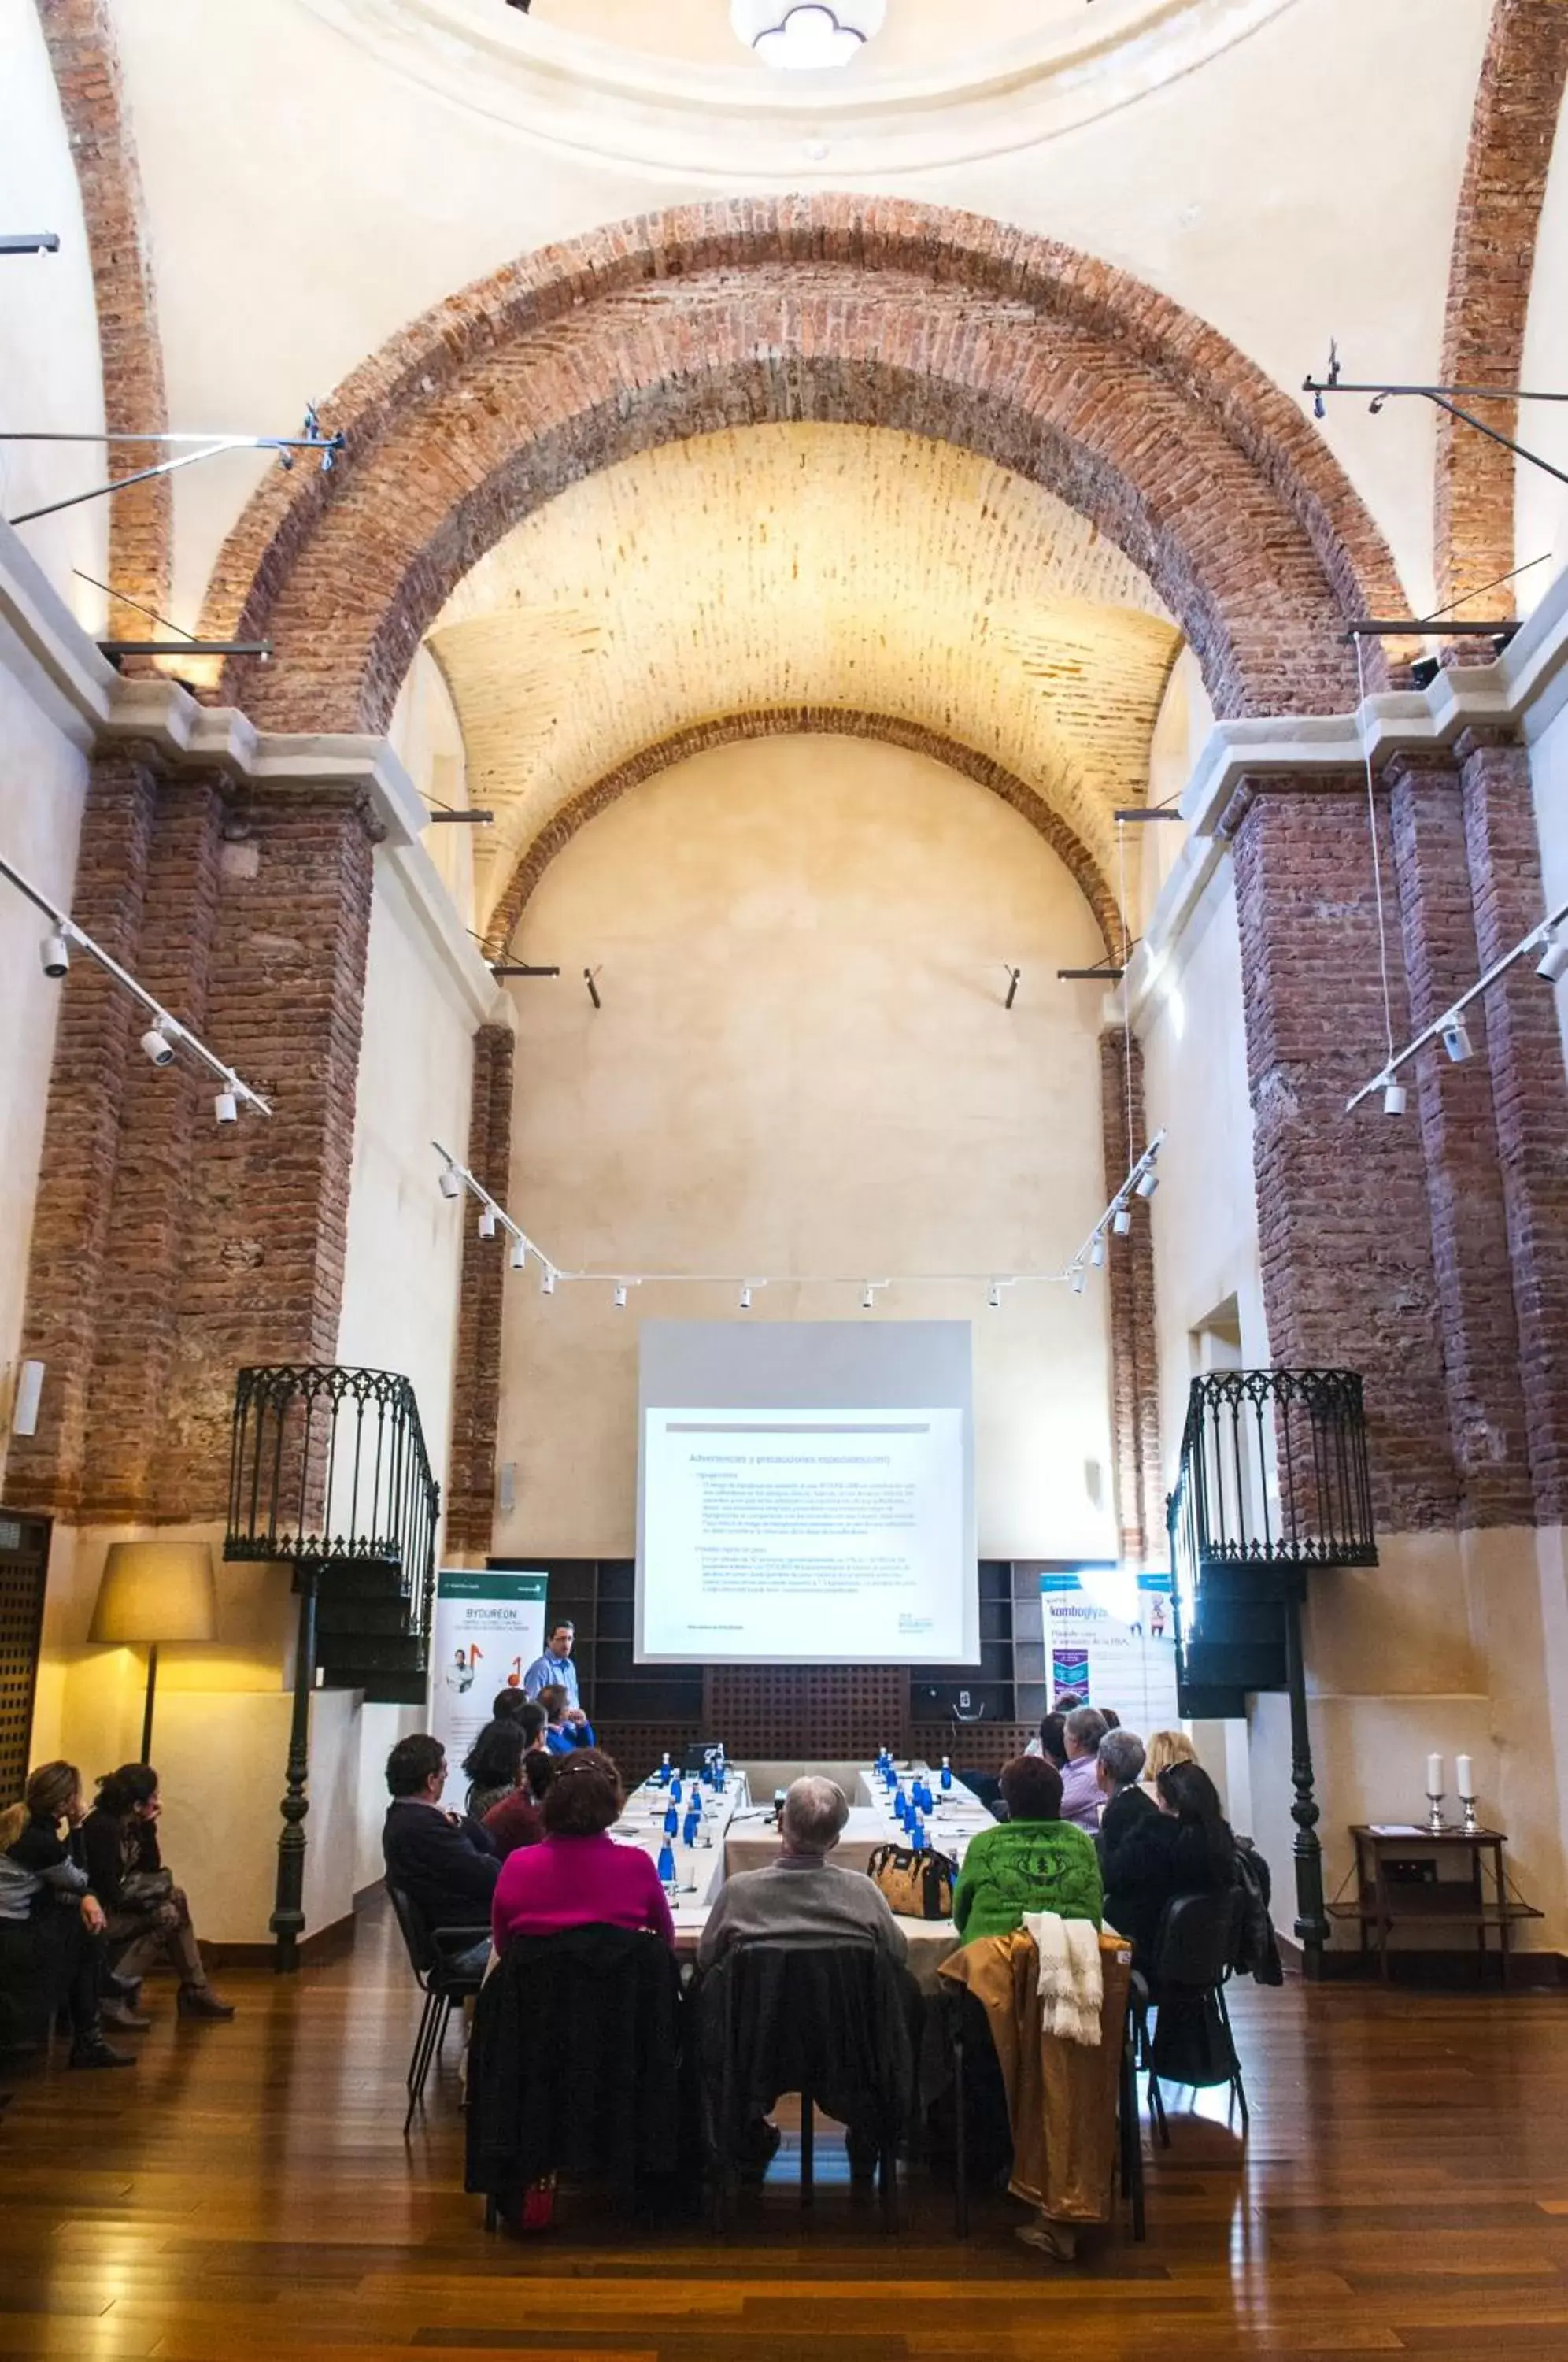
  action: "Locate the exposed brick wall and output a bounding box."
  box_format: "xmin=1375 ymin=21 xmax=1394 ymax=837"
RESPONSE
xmin=1459 ymin=730 xmax=1568 ymax=1519
xmin=1227 ymin=774 xmax=1459 ymax=1533
xmin=445 ymin=1025 xmax=514 ymax=1554
xmin=1437 ymin=0 xmax=1568 ymax=618
xmin=488 ymin=709 xmax=1122 ymax=964
xmin=35 ymin=0 xmax=171 ymax=636
xmin=198 ymin=198 xmax=1401 ymax=735
xmin=1100 ymin=1031 xmax=1163 ymax=1561
xmin=1385 ymin=748 xmax=1534 ymax=1520
xmin=5 ymin=753 xmax=158 ymax=1517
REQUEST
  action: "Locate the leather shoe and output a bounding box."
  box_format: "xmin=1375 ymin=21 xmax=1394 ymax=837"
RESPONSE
xmin=100 ymin=1998 xmax=152 ymax=2031
xmin=68 ymin=2035 xmax=136 ymax=2069
xmin=177 ymin=1985 xmax=235 ymax=2020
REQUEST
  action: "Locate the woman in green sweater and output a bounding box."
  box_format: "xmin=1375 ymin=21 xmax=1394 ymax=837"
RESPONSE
xmin=952 ymin=1755 xmax=1104 ymax=1942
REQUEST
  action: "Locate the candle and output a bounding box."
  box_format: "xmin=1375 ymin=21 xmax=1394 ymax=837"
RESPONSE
xmin=1456 ymin=1754 xmax=1474 ymax=1799
xmin=1426 ymin=1753 xmax=1444 ymax=1795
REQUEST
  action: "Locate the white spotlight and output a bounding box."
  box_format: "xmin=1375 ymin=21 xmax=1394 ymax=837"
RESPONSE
xmin=739 ymin=1285 xmax=753 ymax=1310
xmin=1070 ymin=1264 xmax=1088 ymax=1296
xmin=39 ymin=928 xmax=70 ymax=979
xmin=213 ymin=1079 xmax=238 ymax=1125
xmin=139 ymin=1021 xmax=174 ymax=1069
xmin=861 ymin=1285 xmax=875 ymax=1311
xmin=613 ymin=1283 xmax=628 ymax=1310
xmin=1440 ymin=1010 xmax=1474 ymax=1064
xmin=1135 ymin=1168 xmax=1159 ymax=1200
xmin=1537 ymin=927 xmax=1568 ymax=985
xmin=477 ymin=1205 xmax=497 ymax=1239
xmin=509 ymin=1237 xmax=527 ymax=1272
xmin=1382 ymin=1079 xmax=1407 ymax=1117
xmin=1111 ymin=1204 xmax=1132 ymax=1237
xmin=541 ymin=1268 xmax=557 ymax=1296
xmin=987 ymin=1283 xmax=1001 ymax=1310
xmin=438 ymin=1164 xmax=462 ymax=1201
xmin=1089 ymin=1235 xmax=1106 ymax=1268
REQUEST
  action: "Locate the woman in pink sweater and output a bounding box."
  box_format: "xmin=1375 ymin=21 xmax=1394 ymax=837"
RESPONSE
xmin=491 ymin=1750 xmax=675 ymax=1953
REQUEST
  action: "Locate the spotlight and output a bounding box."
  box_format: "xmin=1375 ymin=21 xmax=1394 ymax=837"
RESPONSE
xmin=739 ymin=1286 xmax=753 ymax=1311
xmin=541 ymin=1268 xmax=557 ymax=1296
xmin=1070 ymin=1265 xmax=1087 ymax=1296
xmin=1410 ymin=655 xmax=1440 ymax=691
xmin=509 ymin=1237 xmax=527 ymax=1272
xmin=1089 ymin=1235 xmax=1106 ymax=1268
xmin=1111 ymin=1203 xmax=1132 ymax=1237
xmin=478 ymin=1205 xmax=497 ymax=1238
xmin=1135 ymin=1168 xmax=1159 ymax=1200
xmin=438 ymin=1165 xmax=462 ymax=1199
xmin=39 ymin=928 xmax=70 ymax=979
xmin=1440 ymin=1010 xmax=1474 ymax=1064
xmin=1537 ymin=927 xmax=1568 ymax=985
xmin=1382 ymin=1079 xmax=1407 ymax=1116
xmin=213 ymin=1080 xmax=238 ymax=1124
xmin=613 ymin=1283 xmax=628 ymax=1310
xmin=139 ymin=1021 xmax=175 ymax=1068
xmin=861 ymin=1285 xmax=875 ymax=1311
xmin=987 ymin=1283 xmax=1001 ymax=1310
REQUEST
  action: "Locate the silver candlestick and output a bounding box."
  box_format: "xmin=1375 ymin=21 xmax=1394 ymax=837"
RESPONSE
xmin=1459 ymin=1787 xmax=1480 ymax=1834
xmin=1426 ymin=1788 xmax=1446 ymax=1835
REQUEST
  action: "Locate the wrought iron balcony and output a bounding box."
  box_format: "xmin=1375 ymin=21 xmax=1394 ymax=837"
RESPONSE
xmin=1170 ymin=1366 xmax=1376 ymax=1595
xmin=226 ymin=1362 xmax=438 ymax=1603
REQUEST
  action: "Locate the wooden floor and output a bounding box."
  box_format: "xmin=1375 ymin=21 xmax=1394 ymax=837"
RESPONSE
xmin=4 ymin=1901 xmax=1568 ymax=2361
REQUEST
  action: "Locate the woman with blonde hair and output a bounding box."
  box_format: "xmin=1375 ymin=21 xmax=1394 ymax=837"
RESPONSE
xmin=1141 ymin=1729 xmax=1199 ymax=1790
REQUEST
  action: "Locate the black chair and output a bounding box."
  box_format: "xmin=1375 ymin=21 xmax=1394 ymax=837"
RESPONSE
xmin=702 ymin=1941 xmax=911 ymax=2231
xmin=385 ymin=1883 xmax=490 ymax=2136
xmin=1132 ymin=1886 xmax=1248 ymax=2145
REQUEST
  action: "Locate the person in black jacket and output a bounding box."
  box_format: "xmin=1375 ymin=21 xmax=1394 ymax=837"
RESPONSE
xmin=80 ymin=1765 xmax=233 ymax=2022
xmin=0 ymin=1761 xmax=131 ymax=2069
xmin=1101 ymin=1760 xmax=1236 ymax=1971
xmin=383 ymin=1733 xmax=498 ymax=1975
xmin=1095 ymin=1728 xmax=1157 ymax=1870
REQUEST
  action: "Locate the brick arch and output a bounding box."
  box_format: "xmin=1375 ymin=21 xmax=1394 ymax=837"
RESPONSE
xmin=484 ymin=709 xmax=1125 ymax=963
xmin=200 ymin=196 xmax=1406 ymax=735
xmin=1437 ymin=0 xmax=1568 ymax=616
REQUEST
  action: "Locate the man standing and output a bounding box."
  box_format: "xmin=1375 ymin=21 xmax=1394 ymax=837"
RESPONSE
xmin=382 ymin=1734 xmax=499 ymax=1976
xmin=1059 ymin=1705 xmax=1109 ymax=1832
xmin=523 ymin=1620 xmax=587 ymax=1724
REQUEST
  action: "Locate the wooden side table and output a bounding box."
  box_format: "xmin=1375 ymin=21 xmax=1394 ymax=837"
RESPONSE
xmin=1329 ymin=1825 xmax=1541 ymax=1986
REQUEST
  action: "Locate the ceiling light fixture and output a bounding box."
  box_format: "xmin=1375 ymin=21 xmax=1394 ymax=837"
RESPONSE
xmin=438 ymin=1164 xmax=462 ymax=1200
xmin=477 ymin=1205 xmax=497 ymax=1239
xmin=510 ymin=1237 xmax=528 ymax=1272
xmin=1537 ymin=926 xmax=1568 ymax=985
xmin=1382 ymin=1079 xmax=1407 ymax=1117
xmin=1440 ymin=1011 xmax=1474 ymax=1064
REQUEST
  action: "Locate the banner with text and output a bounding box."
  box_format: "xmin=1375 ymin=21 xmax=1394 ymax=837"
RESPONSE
xmin=430 ymin=1570 xmax=548 ymax=1768
xmin=1040 ymin=1568 xmax=1178 ymax=1731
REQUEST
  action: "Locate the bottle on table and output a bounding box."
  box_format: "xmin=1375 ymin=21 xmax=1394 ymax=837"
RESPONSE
xmin=941 ymin=1757 xmax=952 ymax=1791
xmin=664 ymin=1801 xmax=679 ymax=1838
xmin=658 ymin=1753 xmax=671 ymax=1787
xmin=657 ymin=1838 xmax=675 ymax=1892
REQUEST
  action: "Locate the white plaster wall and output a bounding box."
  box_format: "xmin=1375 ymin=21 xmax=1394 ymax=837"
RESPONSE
xmin=0 ymin=0 xmax=108 ymax=628
xmin=0 ymin=655 xmax=90 ymax=1484
xmin=387 ymin=646 xmax=475 ymax=935
xmin=104 ymin=0 xmax=1493 ymax=627
xmin=494 ymin=734 xmax=1119 ymax=1562
xmin=1137 ymin=645 xmax=1213 ymax=937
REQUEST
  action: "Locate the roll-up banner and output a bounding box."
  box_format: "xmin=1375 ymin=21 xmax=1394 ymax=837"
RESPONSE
xmin=429 ymin=1569 xmax=548 ymax=1768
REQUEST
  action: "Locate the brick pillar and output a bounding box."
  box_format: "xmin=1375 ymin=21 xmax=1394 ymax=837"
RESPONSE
xmin=6 ymin=753 xmax=158 ymax=1517
xmin=1100 ymin=1031 xmax=1162 ymax=1562
xmin=78 ymin=776 xmax=227 ymax=1520
xmin=155 ymin=787 xmax=379 ymax=1520
xmin=446 ymin=1024 xmax=514 ymax=1553
xmin=1385 ymin=750 xmax=1533 ymax=1521
xmin=1459 ymin=729 xmax=1568 ymax=1519
xmin=1227 ymin=775 xmax=1458 ymax=1531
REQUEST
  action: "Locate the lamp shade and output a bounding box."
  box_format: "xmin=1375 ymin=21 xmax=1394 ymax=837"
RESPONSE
xmin=89 ymin=1541 xmax=218 ymax=1646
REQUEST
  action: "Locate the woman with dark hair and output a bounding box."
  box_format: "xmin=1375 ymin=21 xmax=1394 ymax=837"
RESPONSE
xmin=951 ymin=1757 xmax=1104 ymax=1944
xmin=80 ymin=1765 xmax=233 ymax=2020
xmin=1102 ymin=1759 xmax=1237 ymax=1969
xmin=483 ymin=1747 xmax=556 ymax=1859
xmin=0 ymin=1762 xmax=131 ymax=2068
xmin=464 ymin=1719 xmax=527 ymax=1821
xmin=490 ymin=1750 xmax=674 ymax=1952
xmin=538 ymin=1684 xmax=597 ymax=1754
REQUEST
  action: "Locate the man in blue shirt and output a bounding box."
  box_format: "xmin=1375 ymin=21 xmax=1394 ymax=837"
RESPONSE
xmin=523 ymin=1620 xmax=586 ymax=1723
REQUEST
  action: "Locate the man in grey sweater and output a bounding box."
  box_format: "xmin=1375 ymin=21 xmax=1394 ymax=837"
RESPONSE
xmin=697 ymin=1776 xmax=907 ymax=1969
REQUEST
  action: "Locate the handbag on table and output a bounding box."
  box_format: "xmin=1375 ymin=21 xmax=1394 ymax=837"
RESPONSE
xmin=866 ymin=1842 xmax=956 ymax=1921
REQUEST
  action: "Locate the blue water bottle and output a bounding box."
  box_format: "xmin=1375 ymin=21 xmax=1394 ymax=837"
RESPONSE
xmin=664 ymin=1801 xmax=679 ymax=1838
xmin=658 ymin=1753 xmax=671 ymax=1787
xmin=941 ymin=1756 xmax=952 ymax=1793
xmin=657 ymin=1838 xmax=675 ymax=1890
xmin=912 ymin=1818 xmax=926 ymax=1853
xmin=670 ymin=1773 xmax=682 ymax=1805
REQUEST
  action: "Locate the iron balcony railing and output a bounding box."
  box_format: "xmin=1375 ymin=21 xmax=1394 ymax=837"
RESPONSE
xmin=225 ymin=1364 xmax=440 ymax=1635
xmin=1169 ymin=1368 xmax=1376 ymax=1609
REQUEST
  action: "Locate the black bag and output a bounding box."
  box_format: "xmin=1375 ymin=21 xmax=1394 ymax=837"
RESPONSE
xmin=1231 ymin=1842 xmax=1283 ymax=1986
xmin=865 ymin=1842 xmax=956 ymax=1921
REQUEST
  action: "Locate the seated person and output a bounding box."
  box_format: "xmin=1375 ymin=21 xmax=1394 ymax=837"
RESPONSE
xmin=492 ymin=1750 xmax=674 ymax=1952
xmin=80 ymin=1765 xmax=233 ymax=2020
xmin=1024 ymin=1710 xmax=1068 ymax=1770
xmin=382 ymin=1734 xmax=499 ymax=1978
xmin=0 ymin=1761 xmax=131 ymax=2069
xmin=952 ymin=1757 xmax=1104 ymax=1943
xmin=1141 ymin=1727 xmax=1199 ymax=1797
xmin=492 ymin=1691 xmax=549 ymax=1753
xmin=483 ymin=1749 xmax=556 ymax=1860
xmin=463 ymin=1718 xmax=527 ymax=1821
xmin=697 ymin=1776 xmax=908 ymax=1968
xmin=490 ymin=1685 xmax=529 ymax=1723
xmin=1058 ymin=1706 xmax=1110 ymax=1831
xmin=538 ymin=1683 xmax=596 ymax=1754
xmin=1102 ymin=1760 xmax=1237 ymax=1972
xmin=1095 ymin=1728 xmax=1156 ymax=1867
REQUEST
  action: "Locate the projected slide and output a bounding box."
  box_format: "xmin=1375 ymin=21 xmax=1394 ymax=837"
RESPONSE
xmin=636 ymin=1321 xmax=977 ymax=1665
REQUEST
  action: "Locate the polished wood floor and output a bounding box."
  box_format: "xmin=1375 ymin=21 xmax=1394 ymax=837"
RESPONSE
xmin=3 ymin=1898 xmax=1568 ymax=2360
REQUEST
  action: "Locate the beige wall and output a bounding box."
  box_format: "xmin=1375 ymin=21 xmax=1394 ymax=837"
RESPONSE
xmin=492 ymin=732 xmax=1119 ymax=1561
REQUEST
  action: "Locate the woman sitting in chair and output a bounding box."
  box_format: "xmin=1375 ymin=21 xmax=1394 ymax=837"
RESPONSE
xmin=538 ymin=1685 xmax=597 ymax=1755
xmin=80 ymin=1766 xmax=234 ymax=2020
xmin=463 ymin=1719 xmax=527 ymax=1823
xmin=952 ymin=1756 xmax=1104 ymax=1942
xmin=491 ymin=1751 xmax=674 ymax=1953
xmin=1102 ymin=1760 xmax=1236 ymax=1970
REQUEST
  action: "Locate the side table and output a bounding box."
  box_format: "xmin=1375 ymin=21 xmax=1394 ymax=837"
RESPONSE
xmin=1329 ymin=1825 xmax=1541 ymax=1986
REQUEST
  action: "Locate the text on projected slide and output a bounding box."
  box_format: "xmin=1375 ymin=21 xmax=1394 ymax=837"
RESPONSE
xmin=642 ymin=1408 xmax=966 ymax=1660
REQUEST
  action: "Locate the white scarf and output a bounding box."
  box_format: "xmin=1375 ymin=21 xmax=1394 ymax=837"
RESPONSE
xmin=1022 ymin=1909 xmax=1103 ymax=2047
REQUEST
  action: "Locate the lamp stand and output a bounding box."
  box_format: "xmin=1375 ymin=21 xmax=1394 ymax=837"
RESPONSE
xmin=140 ymin=1640 xmax=160 ymax=1765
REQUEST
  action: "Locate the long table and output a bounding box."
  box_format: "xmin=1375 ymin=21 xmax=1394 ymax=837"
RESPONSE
xmin=609 ymin=1763 xmax=995 ymax=1991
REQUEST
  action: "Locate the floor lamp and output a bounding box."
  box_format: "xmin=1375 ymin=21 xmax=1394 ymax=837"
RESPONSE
xmin=89 ymin=1542 xmax=218 ymax=1764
